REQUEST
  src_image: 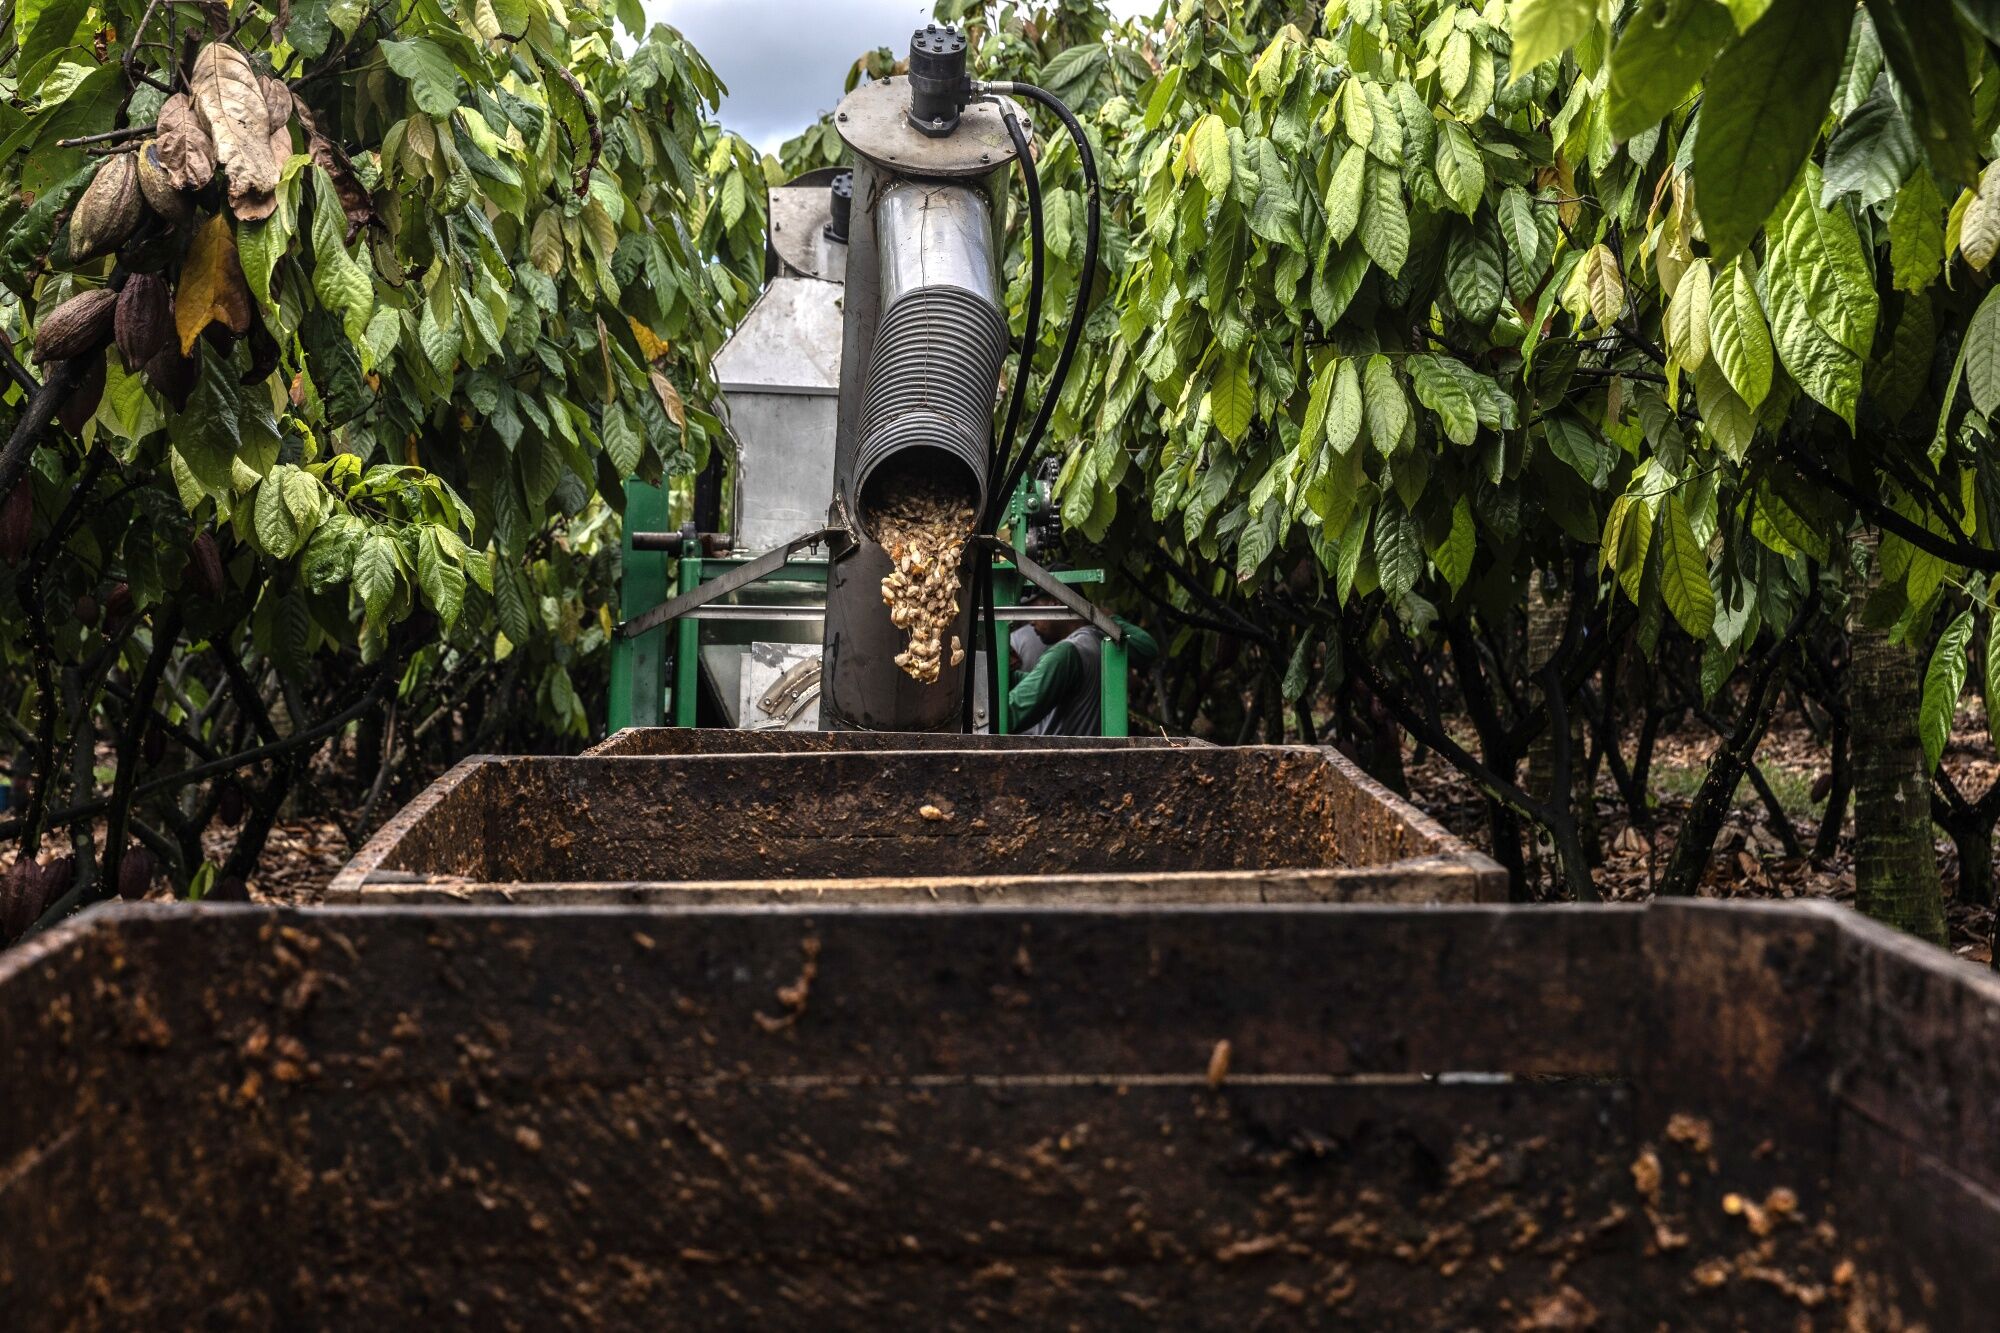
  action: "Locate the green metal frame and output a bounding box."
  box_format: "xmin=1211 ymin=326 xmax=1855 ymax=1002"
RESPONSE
xmin=609 ymin=478 xmax=1130 ymax=735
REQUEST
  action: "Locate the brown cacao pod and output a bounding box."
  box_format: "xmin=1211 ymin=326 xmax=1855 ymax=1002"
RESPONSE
xmin=31 ymin=288 xmax=117 ymax=365
xmin=218 ymin=781 xmax=246 ymax=826
xmin=142 ymin=338 xmax=200 ymax=409
xmin=115 ymin=273 xmax=171 ymax=369
xmin=116 ymin=846 xmax=153 ymax=902
xmin=74 ymin=592 xmax=99 ymax=627
xmin=1 ymin=479 xmax=30 ymax=566
xmin=135 ymin=140 xmax=193 ymax=228
xmin=186 ymin=530 xmax=224 ymax=600
xmin=105 ymin=581 xmax=132 ymax=623
xmin=56 ymin=350 xmax=106 ymax=435
xmin=67 ymin=153 xmax=143 ymax=263
xmin=0 ymin=861 xmax=35 ymax=942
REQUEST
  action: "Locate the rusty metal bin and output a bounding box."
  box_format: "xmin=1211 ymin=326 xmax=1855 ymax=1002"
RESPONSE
xmin=330 ymin=742 xmax=1504 ymax=905
xmin=2 ymin=898 xmax=1995 ymax=1330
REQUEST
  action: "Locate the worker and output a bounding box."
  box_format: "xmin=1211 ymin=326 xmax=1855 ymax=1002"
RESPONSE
xmin=1008 ymin=584 xmax=1157 ymax=735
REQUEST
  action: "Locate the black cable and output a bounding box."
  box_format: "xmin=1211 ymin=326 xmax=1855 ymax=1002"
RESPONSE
xmin=980 ymin=80 xmax=1101 ymax=529
xmin=966 ymin=103 xmax=1045 ymax=731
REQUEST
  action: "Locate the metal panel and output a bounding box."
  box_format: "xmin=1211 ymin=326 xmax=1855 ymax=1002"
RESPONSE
xmin=725 ymin=393 xmax=837 ymax=551
xmin=711 ymin=275 xmax=843 ymax=394
xmin=768 ymin=184 xmax=847 ymax=281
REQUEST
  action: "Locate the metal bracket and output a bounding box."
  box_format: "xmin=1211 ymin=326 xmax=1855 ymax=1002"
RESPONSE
xmin=982 ymin=538 xmax=1123 ymax=643
xmin=616 ymin=527 xmax=839 ymax=640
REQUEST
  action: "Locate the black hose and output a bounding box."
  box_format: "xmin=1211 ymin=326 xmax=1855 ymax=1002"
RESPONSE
xmin=989 ymin=106 xmax=1043 ymax=522
xmin=982 ymin=79 xmax=1101 ymax=530
xmin=966 ymin=103 xmax=1046 ymax=731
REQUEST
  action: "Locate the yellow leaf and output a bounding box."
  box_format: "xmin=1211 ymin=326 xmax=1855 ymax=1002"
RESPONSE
xmin=628 ymin=316 xmax=671 ymax=363
xmin=175 ymin=213 xmax=254 ymax=354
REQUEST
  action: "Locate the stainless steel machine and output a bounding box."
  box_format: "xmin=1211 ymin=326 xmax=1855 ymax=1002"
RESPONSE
xmin=613 ymin=26 xmax=1124 ymax=735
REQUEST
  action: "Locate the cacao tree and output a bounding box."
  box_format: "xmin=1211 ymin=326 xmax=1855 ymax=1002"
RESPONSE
xmin=0 ymin=0 xmax=762 ymax=929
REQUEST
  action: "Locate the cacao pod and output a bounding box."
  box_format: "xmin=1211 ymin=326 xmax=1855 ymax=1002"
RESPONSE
xmin=218 ymin=782 xmax=246 ymax=826
xmin=67 ymin=153 xmax=144 ymax=263
xmin=56 ymin=350 xmax=106 ymax=435
xmin=1 ymin=480 xmax=30 ymax=566
xmin=0 ymin=861 xmax=35 ymax=942
xmin=31 ymin=288 xmax=118 ymax=365
xmin=41 ymin=855 xmax=76 ymax=909
xmin=115 ymin=273 xmax=171 ymax=369
xmin=210 ymin=874 xmax=249 ymax=903
xmin=186 ymin=530 xmax=224 ymax=600
xmin=135 ymin=140 xmax=193 ymax=228
xmin=106 ymin=581 xmax=133 ymax=623
xmin=74 ymin=593 xmax=99 ymax=627
xmin=142 ymin=338 xmax=200 ymax=409
xmin=116 ymin=845 xmax=153 ymax=902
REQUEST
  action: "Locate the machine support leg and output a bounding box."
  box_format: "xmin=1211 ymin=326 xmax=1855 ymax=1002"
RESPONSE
xmin=611 ymin=482 xmax=671 ymax=731
xmin=1101 ymin=636 xmax=1129 ymax=738
xmin=673 ymin=557 xmax=701 ymax=728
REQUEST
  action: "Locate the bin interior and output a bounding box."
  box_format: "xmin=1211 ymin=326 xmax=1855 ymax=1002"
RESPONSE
xmin=2 ymin=899 xmax=1994 ymax=1330
xmin=342 ymin=744 xmax=1487 ymax=895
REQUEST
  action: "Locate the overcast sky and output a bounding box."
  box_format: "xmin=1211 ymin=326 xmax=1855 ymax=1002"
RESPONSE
xmin=645 ymin=1 xmax=1155 ymax=154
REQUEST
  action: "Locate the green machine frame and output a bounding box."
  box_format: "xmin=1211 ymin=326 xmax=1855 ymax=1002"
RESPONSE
xmin=609 ymin=481 xmax=1129 ymax=735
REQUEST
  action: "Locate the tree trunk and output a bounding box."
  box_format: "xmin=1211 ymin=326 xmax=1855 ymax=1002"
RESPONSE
xmin=1813 ymin=709 xmax=1851 ymax=863
xmin=1848 ymin=541 xmax=1949 ymax=944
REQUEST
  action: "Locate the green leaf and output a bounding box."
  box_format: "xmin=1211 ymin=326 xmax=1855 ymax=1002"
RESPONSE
xmin=1605 ymin=494 xmax=1655 ymax=605
xmin=1821 ymin=73 xmax=1918 ymax=209
xmin=1869 ymin=0 xmax=1982 ymax=188
xmin=492 ymin=555 xmax=534 ymax=646
xmin=1766 ymin=165 xmax=1877 ymax=426
xmin=1188 ymin=114 xmax=1231 ymax=197
xmin=20 ymin=0 xmax=95 ymax=91
xmin=254 ymin=473 xmax=304 ymax=559
xmin=1498 ymin=186 xmax=1542 ymax=275
xmin=1920 ymin=608 xmax=1975 ymax=772
xmin=1326 ymin=144 xmax=1367 ymax=244
xmin=1409 ymin=355 xmax=1478 ymax=446
xmin=1962 ymin=285 xmax=2000 ymax=418
xmin=1960 ymin=163 xmax=2000 ymax=271
xmin=1301 ymin=357 xmax=1337 ymax=455
xmin=1985 ymin=597 xmax=2000 ymax=755
xmin=417 ymin=526 xmax=467 ymax=628
xmin=601 ymin=401 xmax=644 ymax=475
xmin=1435 ymin=496 xmax=1475 ymax=594
xmin=1363 ymin=355 xmax=1408 ymax=456
xmin=1327 ymin=358 xmax=1362 ymax=455
xmin=1508 ymin=0 xmax=1599 ymax=79
xmin=1374 ymin=499 xmax=1422 ymax=601
xmin=379 ymin=39 xmax=466 ymax=118
xmin=310 ymin=168 xmax=373 ymax=344
xmin=1446 ymin=230 xmax=1503 ymax=327
xmin=1434 ymin=121 xmax=1483 ymax=216
xmin=1357 ymin=158 xmax=1409 ymax=277
xmin=1572 ymin=243 xmax=1625 ymax=328
xmin=1889 ymin=169 xmax=1946 ymax=293
xmin=352 ymin=529 xmax=402 ymax=623
xmin=1211 ymin=348 xmax=1253 ymax=443
xmin=1691 ymin=0 xmax=1852 ymax=259
xmin=1607 ymin=0 xmax=1737 ymax=140
xmin=1666 ymin=257 xmax=1712 ymax=370
xmin=1545 ymin=414 xmax=1612 ymax=488
xmin=1659 ymin=494 xmax=1716 ymax=640
xmin=1707 ymin=257 xmax=1773 ymax=410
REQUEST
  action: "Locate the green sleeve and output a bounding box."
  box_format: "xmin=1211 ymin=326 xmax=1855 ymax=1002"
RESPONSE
xmin=1114 ymin=617 xmax=1159 ymax=662
xmin=1009 ymin=640 xmax=1083 ymax=731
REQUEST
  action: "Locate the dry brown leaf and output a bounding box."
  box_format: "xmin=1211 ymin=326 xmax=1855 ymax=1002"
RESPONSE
xmin=293 ymin=96 xmax=373 ymax=232
xmin=190 ymin=44 xmax=281 ymax=220
xmin=175 ymin=213 xmax=254 ymax=354
xmin=155 ymin=94 xmax=216 ymax=191
xmin=649 ymin=367 xmax=685 ymax=426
